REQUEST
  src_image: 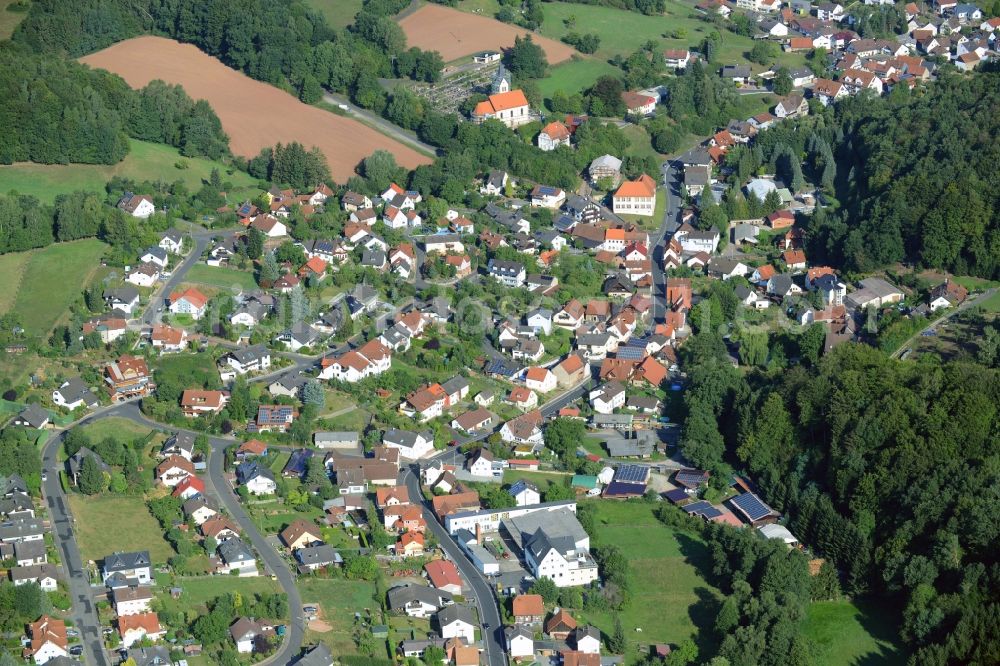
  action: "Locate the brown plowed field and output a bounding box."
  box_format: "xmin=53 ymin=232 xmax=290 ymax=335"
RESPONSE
xmin=80 ymin=36 xmax=432 ymax=182
xmin=398 ymin=4 xmax=575 ymax=64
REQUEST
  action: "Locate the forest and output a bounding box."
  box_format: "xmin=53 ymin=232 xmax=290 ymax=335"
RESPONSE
xmin=0 ymin=48 xmax=229 ymax=165
xmin=677 ymin=322 xmax=1000 ymax=665
xmin=815 ymin=68 xmax=1000 ymax=279
xmin=13 ymin=0 xmax=443 ymax=107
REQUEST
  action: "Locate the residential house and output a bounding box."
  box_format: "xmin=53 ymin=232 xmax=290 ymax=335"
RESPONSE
xmin=438 ymin=605 xmax=476 ymax=643
xmin=102 ymin=550 xmax=151 ymax=586
xmin=451 ymin=408 xmax=494 ymax=433
xmin=218 ymin=345 xmax=271 ymax=380
xmin=508 ymin=386 xmax=539 ymax=411
xmin=531 ymin=185 xmax=567 ymax=209
xmin=928 ymin=279 xmax=968 ymax=311
xmin=553 ymin=300 xmax=585 ymax=331
xmin=488 ymin=259 xmax=527 ymax=287
xmin=11 ymin=564 xmax=59 ymax=592
xmin=812 ymin=78 xmax=846 ymax=105
xmin=105 ymin=356 xmax=154 ymax=402
xmin=103 ymin=286 xmax=140 ymax=314
xmin=280 ymin=519 xmax=323 ymax=550
xmin=509 ymin=480 xmax=541 ymax=507
xmin=538 ymin=121 xmax=571 ymax=151
xmin=126 ymin=262 xmax=160 ymax=287
xmin=621 ymin=91 xmax=657 ymax=116
xmin=248 ymin=405 xmax=297 ymax=434
xmin=236 ymin=461 xmax=277 ymax=495
xmin=181 ymin=389 xmax=229 ymax=418
xmin=480 ymin=170 xmax=509 ymax=196
xmin=774 ymin=94 xmax=808 ymax=118
xmin=524 ymin=367 xmax=557 ymax=393
xmin=318 ymin=339 xmax=392 ymax=383
xmin=168 ymin=288 xmax=209 ymax=319
xmin=425 ymin=560 xmax=463 ymax=596
xmin=383 ymin=429 xmax=434 ymax=459
xmin=388 ymin=584 xmax=455 ymax=618
xmin=117 ymin=192 xmax=155 ymax=218
xmin=150 ymin=324 xmax=188 ymax=353
xmin=663 ymin=49 xmax=691 ymax=69
xmin=13 ymin=404 xmax=49 ymax=430
xmin=590 ymin=382 xmax=626 ymax=414
xmin=156 ymin=455 xmax=194 ymax=487
xmin=553 ymin=353 xmax=588 ymax=388
xmin=721 ymin=64 xmax=753 ymax=84
xmin=217 ymin=537 xmax=258 ymax=576
xmin=24 ymin=615 xmax=68 ymax=664
xmin=500 ymin=410 xmax=544 ymax=447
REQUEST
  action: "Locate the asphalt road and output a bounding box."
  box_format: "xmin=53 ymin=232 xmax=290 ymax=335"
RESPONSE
xmin=651 ymin=160 xmax=684 ymax=324
xmin=41 ymin=417 xmax=115 ymax=666
xmin=321 ymin=91 xmax=437 ymax=157
xmin=140 ymin=231 xmax=221 ymax=326
xmin=40 ymin=402 xmax=306 ymax=666
xmin=401 ymin=467 xmax=507 ymax=666
xmin=110 ymin=404 xmax=307 ymax=665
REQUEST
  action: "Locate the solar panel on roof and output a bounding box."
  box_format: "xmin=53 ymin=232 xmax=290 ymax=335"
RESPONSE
xmin=700 ymin=507 xmax=723 ymax=519
xmin=731 ymin=493 xmax=773 ymax=522
xmin=614 ymin=464 xmax=649 ymax=484
xmin=675 ymin=470 xmax=708 ymax=487
xmin=615 ymin=347 xmax=645 ymax=360
xmin=664 ymin=488 xmax=689 ymax=503
xmin=683 ymin=501 xmax=712 ymax=515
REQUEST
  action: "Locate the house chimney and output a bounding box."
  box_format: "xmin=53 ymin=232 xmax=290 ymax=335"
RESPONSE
xmin=475 ymin=523 xmax=483 ymax=545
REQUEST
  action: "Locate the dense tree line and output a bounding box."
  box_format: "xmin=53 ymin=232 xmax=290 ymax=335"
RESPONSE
xmin=684 ymin=338 xmax=1000 ymax=664
xmin=554 ymin=0 xmax=666 ymax=14
xmin=246 ymin=142 xmax=331 ymax=191
xmin=0 ymin=48 xmax=229 ymax=165
xmin=13 ymin=0 xmax=444 ymax=115
xmin=810 ymin=69 xmax=1000 ymax=278
xmin=655 ymin=505 xmax=820 ymax=666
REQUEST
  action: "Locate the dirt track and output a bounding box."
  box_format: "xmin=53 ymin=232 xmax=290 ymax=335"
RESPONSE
xmin=398 ymin=4 xmax=575 ymax=64
xmin=80 ymin=37 xmax=432 ymax=183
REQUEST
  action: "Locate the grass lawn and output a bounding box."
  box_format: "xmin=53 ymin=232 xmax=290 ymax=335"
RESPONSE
xmin=155 ymin=352 xmax=225 ymax=391
xmin=304 ymin=0 xmax=364 ymax=29
xmin=502 ymin=469 xmax=571 ymax=495
xmin=535 ymin=1 xmax=803 ymax=72
xmin=66 ymin=494 xmax=174 ymax=563
xmin=321 ymin=389 xmax=357 ymax=416
xmin=175 ymin=574 xmax=282 ymax=607
xmin=803 ymin=600 xmax=904 ymax=665
xmin=78 ymin=417 xmax=156 ymax=443
xmin=538 ymin=57 xmax=621 ymax=102
xmin=184 ymin=263 xmax=259 ymax=291
xmin=268 ymin=451 xmax=291 ymax=474
xmin=0 ymin=139 xmax=258 ymax=203
xmin=2 ymin=239 xmax=108 ymax=335
xmin=298 ymin=578 xmax=378 ymax=656
xmin=0 ymin=0 xmax=28 ymax=40
xmin=622 ymin=124 xmax=664 ymax=163
xmin=320 ymin=408 xmax=371 ymax=432
xmin=576 ymin=499 xmax=721 ymax=652
xmin=978 ymin=290 xmax=1000 ymax=313
xmin=0 ymin=249 xmax=31 ymax=313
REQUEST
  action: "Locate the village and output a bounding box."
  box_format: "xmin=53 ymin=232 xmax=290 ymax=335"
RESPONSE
xmin=1 ymin=0 xmax=999 ymax=663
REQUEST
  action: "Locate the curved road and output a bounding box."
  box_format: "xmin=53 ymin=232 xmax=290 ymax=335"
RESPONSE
xmin=401 ymin=466 xmax=507 ymax=666
xmin=41 ymin=402 xmax=305 ymax=666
